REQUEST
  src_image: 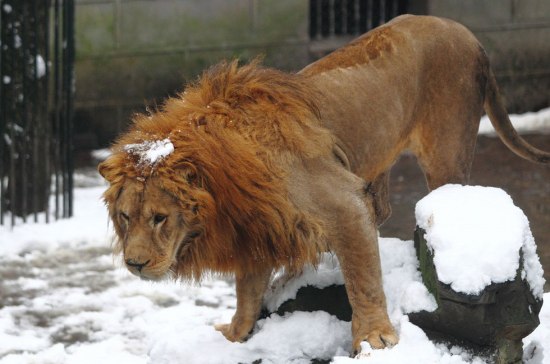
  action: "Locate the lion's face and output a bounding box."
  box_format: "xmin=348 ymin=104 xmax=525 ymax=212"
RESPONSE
xmin=110 ymin=178 xmax=196 ymax=280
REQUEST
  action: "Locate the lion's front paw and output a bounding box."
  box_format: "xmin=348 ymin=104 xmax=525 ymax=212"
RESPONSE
xmin=214 ymin=320 xmax=253 ymax=342
xmin=353 ymin=323 xmax=398 ymax=353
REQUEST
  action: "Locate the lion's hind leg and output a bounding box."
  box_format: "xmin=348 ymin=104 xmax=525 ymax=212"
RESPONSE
xmin=413 ymin=74 xmax=484 ymax=190
xmin=417 ymin=140 xmax=476 ymax=190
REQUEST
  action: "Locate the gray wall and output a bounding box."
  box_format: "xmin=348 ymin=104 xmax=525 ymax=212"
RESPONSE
xmin=74 ymin=0 xmax=550 ymax=150
xmin=74 ymin=0 xmax=311 ymax=149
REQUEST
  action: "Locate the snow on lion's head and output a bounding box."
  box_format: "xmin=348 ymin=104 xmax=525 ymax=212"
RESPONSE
xmin=98 ymin=60 xmax=332 ymax=281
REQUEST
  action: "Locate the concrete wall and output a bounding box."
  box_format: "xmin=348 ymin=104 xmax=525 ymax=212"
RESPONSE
xmin=74 ymin=0 xmax=550 ymax=150
xmin=410 ymin=0 xmax=550 ymax=114
xmin=74 ymin=0 xmax=311 ymax=149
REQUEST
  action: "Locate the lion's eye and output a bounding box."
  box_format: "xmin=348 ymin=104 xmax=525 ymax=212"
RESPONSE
xmin=153 ymin=214 xmax=167 ymax=225
xmin=120 ymin=212 xmax=129 ymax=222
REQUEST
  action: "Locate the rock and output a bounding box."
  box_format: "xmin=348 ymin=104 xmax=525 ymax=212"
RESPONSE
xmin=410 ymin=227 xmax=543 ymax=364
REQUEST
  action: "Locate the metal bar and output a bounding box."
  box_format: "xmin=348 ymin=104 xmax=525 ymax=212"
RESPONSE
xmin=353 ymin=0 xmax=361 ymax=35
xmin=316 ymin=0 xmax=323 ymax=40
xmin=391 ymin=0 xmax=398 ymax=18
xmin=0 ymin=0 xmax=5 ymax=225
xmin=44 ymin=0 xmax=51 ymax=224
xmin=341 ymin=0 xmax=347 ymax=35
xmin=328 ymin=0 xmax=335 ymax=37
xmin=21 ymin=1 xmax=29 ymax=223
xmin=53 ymin=0 xmax=60 ymax=220
xmin=379 ymin=0 xmax=386 ymax=25
xmin=68 ymin=0 xmax=75 ymax=218
xmin=63 ymin=0 xmax=68 ymax=218
xmin=32 ymin=0 xmax=39 ymax=222
xmin=366 ymin=0 xmax=373 ymax=30
xmin=8 ymin=3 xmax=16 ymax=227
xmin=63 ymin=0 xmax=74 ymax=218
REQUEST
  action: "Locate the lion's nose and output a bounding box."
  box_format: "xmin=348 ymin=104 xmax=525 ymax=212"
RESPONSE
xmin=125 ymin=259 xmax=150 ymax=272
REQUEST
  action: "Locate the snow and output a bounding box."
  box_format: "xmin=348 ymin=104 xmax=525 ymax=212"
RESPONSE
xmin=90 ymin=148 xmax=111 ymax=161
xmin=478 ymin=106 xmax=550 ymax=135
xmin=415 ymin=185 xmax=545 ymax=298
xmin=124 ymin=138 xmax=174 ymax=165
xmin=266 ymin=239 xmax=437 ymax=317
xmin=0 ymin=186 xmax=109 ymax=256
xmin=35 ymin=55 xmax=46 ymax=79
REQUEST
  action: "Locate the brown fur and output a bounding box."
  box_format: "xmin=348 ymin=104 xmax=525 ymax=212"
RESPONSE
xmin=99 ymin=57 xmax=398 ymax=352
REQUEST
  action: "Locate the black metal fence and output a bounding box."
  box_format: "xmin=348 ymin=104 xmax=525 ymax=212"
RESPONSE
xmin=309 ymin=0 xmax=408 ymax=39
xmin=0 ymin=0 xmax=75 ymax=226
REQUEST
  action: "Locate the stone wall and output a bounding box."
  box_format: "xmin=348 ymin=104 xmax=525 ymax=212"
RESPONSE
xmin=74 ymin=0 xmax=311 ymax=149
xmin=74 ymin=0 xmax=550 ymax=150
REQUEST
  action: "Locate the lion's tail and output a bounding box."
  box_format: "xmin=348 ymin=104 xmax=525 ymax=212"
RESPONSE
xmin=483 ymin=62 xmax=550 ymax=164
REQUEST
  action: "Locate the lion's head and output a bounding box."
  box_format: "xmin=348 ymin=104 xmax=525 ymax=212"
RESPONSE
xmin=99 ymin=60 xmax=331 ymax=281
xmin=100 ymin=176 xmax=201 ymax=280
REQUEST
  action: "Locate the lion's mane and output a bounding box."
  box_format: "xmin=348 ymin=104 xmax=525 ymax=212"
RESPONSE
xmin=100 ymin=60 xmax=334 ymax=280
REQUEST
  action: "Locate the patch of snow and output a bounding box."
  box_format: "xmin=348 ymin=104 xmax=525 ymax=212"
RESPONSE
xmin=14 ymin=34 xmax=21 ymax=49
xmin=479 ymin=107 xmax=550 ymax=135
xmin=124 ymin=138 xmax=174 ymax=165
xmin=523 ymin=293 xmax=550 ymax=363
xmin=35 ymin=55 xmax=46 ymax=78
xmin=0 ymin=186 xmax=110 ymax=256
xmin=379 ymin=237 xmax=438 ymax=315
xmin=265 ymin=238 xmax=437 ymax=317
xmin=264 ymin=253 xmax=344 ymax=312
xmin=91 ymin=148 xmax=111 ymax=161
xmin=415 ymin=184 xmax=545 ymax=298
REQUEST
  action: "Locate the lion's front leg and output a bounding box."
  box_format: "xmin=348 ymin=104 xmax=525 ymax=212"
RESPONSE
xmin=331 ymin=200 xmax=398 ymax=353
xmin=215 ymin=268 xmax=271 ymax=342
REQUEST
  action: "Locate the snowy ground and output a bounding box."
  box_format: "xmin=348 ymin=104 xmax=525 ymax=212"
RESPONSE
xmin=1 ymin=107 xmax=550 ymax=364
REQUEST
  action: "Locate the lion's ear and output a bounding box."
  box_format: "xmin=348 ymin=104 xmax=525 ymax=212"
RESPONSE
xmin=174 ymin=161 xmax=203 ymax=187
xmin=184 ymin=169 xmax=198 ymax=184
xmin=98 ymin=156 xmax=118 ymax=183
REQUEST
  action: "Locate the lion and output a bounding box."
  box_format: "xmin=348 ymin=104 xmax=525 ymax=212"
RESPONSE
xmin=99 ymin=15 xmax=550 ymax=354
xmin=301 ymin=15 xmax=550 ymax=226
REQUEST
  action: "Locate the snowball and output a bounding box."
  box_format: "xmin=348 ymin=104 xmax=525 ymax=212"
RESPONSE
xmin=124 ymin=138 xmax=174 ymax=165
xmin=415 ymin=184 xmax=545 ymax=298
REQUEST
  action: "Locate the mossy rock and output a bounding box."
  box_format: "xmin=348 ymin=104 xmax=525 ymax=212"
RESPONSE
xmin=411 ymin=227 xmax=543 ymax=364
